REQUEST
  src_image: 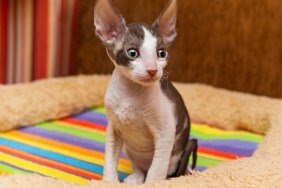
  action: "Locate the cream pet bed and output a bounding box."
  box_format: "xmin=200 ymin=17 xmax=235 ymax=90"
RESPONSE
xmin=0 ymin=75 xmax=282 ymax=187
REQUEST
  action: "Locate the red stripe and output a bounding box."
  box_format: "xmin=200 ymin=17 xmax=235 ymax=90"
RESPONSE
xmin=58 ymin=0 xmax=66 ymax=76
xmin=19 ymin=1 xmax=25 ymax=82
xmin=0 ymin=145 xmax=102 ymax=180
xmin=0 ymin=0 xmax=8 ymax=83
xmin=61 ymin=118 xmax=107 ymax=132
xmin=68 ymin=0 xmax=80 ymax=75
xmin=33 ymin=0 xmax=49 ymax=80
xmin=198 ymin=147 xmax=244 ymax=160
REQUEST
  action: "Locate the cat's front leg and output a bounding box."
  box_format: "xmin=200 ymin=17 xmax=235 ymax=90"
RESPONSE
xmin=123 ymin=161 xmax=145 ymax=184
xmin=145 ymin=128 xmax=175 ymax=183
xmin=103 ymin=122 xmax=123 ymax=182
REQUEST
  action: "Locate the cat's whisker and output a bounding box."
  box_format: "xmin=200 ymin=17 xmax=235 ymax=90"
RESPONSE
xmin=162 ymin=74 xmax=168 ymax=80
xmin=163 ymin=70 xmax=169 ymax=76
xmin=162 ymin=70 xmax=169 ymax=80
xmin=166 ymin=71 xmax=170 ymax=88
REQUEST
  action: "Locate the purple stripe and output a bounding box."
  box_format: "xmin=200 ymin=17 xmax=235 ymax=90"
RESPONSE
xmin=197 ymin=139 xmax=258 ymax=156
xmin=73 ymin=111 xmax=257 ymax=155
xmin=18 ymin=127 xmax=105 ymax=152
xmin=189 ymin=165 xmax=206 ymax=172
xmin=71 ymin=111 xmax=108 ymax=126
xmin=18 ymin=126 xmax=127 ymax=159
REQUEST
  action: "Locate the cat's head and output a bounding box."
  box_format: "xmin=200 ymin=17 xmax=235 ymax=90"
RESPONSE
xmin=94 ymin=0 xmax=177 ymax=86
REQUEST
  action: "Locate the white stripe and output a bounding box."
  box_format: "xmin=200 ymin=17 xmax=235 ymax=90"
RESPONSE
xmin=7 ymin=1 xmax=15 ymax=84
xmin=48 ymin=0 xmax=62 ymax=77
xmin=23 ymin=0 xmax=33 ymax=82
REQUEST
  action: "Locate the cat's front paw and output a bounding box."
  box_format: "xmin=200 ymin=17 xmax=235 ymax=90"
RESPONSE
xmin=103 ymin=174 xmax=119 ymax=182
xmin=123 ymin=172 xmax=145 ymax=184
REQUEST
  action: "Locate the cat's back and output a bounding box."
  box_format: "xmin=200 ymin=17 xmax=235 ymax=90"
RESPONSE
xmin=159 ymin=79 xmax=187 ymax=110
xmin=159 ymin=78 xmax=190 ymax=135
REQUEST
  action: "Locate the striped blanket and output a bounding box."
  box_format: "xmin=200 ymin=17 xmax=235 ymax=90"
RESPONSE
xmin=0 ymin=107 xmax=262 ymax=184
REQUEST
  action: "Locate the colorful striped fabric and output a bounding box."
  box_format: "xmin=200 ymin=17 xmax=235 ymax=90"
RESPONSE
xmin=0 ymin=0 xmax=80 ymax=84
xmin=0 ymin=107 xmax=263 ymax=184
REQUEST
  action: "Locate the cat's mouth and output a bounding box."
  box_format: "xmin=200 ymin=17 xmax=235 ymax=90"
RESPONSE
xmin=127 ymin=70 xmax=162 ymax=85
xmin=134 ymin=76 xmax=160 ymax=85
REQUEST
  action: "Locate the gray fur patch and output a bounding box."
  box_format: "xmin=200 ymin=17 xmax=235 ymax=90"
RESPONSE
xmin=114 ymin=23 xmax=167 ymax=66
xmin=159 ymin=79 xmax=190 ymax=156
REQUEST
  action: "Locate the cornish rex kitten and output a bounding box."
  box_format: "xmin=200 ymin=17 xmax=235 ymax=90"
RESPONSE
xmin=94 ymin=0 xmax=198 ymax=184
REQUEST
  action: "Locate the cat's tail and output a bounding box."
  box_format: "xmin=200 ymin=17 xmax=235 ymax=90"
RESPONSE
xmin=188 ymin=139 xmax=198 ymax=170
xmin=170 ymin=138 xmax=198 ymax=178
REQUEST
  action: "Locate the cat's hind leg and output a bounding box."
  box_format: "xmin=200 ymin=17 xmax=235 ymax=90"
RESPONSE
xmin=168 ymin=138 xmax=198 ymax=178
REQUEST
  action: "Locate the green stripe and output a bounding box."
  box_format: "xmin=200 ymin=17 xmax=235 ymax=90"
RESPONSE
xmin=93 ymin=107 xmax=262 ymax=142
xmin=0 ymin=163 xmax=28 ymax=174
xmin=190 ymin=127 xmax=262 ymax=143
xmin=92 ymin=107 xmax=106 ymax=114
xmin=37 ymin=122 xmax=106 ymax=143
xmin=189 ymin=156 xmax=224 ymax=167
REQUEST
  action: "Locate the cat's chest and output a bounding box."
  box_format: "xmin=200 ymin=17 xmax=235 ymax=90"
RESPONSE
xmin=105 ymin=94 xmax=158 ymax=148
xmin=105 ymin=78 xmax=162 ymax=127
xmin=107 ymin=98 xmax=143 ymax=126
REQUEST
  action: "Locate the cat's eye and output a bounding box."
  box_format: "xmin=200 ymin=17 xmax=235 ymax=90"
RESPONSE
xmin=157 ymin=49 xmax=168 ymax=59
xmin=126 ymin=48 xmax=139 ymax=59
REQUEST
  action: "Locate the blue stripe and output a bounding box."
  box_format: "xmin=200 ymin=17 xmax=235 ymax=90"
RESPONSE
xmin=0 ymin=138 xmax=127 ymax=179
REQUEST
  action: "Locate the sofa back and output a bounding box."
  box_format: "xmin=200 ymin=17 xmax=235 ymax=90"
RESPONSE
xmin=75 ymin=0 xmax=282 ymax=98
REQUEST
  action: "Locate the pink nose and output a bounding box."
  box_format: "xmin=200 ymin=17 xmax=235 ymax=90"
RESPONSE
xmin=147 ymin=70 xmax=157 ymax=77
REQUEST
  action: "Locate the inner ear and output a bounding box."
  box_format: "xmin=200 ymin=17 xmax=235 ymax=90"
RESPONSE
xmin=153 ymin=0 xmax=177 ymax=45
xmin=94 ymin=0 xmax=126 ymax=46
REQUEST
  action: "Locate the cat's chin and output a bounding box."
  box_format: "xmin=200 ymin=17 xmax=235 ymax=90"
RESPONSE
xmin=131 ymin=77 xmax=160 ymax=86
xmin=119 ymin=70 xmax=161 ymax=86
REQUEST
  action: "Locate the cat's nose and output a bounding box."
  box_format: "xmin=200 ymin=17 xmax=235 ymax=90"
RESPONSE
xmin=147 ymin=70 xmax=157 ymax=77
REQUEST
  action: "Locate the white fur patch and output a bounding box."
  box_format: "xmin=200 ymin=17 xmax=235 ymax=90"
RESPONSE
xmin=104 ymin=70 xmax=178 ymax=183
xmin=140 ymin=27 xmax=158 ymax=70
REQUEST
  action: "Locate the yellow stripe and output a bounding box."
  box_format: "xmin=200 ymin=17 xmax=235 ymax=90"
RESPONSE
xmin=54 ymin=120 xmax=106 ymax=135
xmin=192 ymin=123 xmax=255 ymax=136
xmin=198 ymin=152 xmax=229 ymax=161
xmin=192 ymin=124 xmax=232 ymax=135
xmin=0 ymin=152 xmax=88 ymax=184
xmin=1 ymin=133 xmax=132 ymax=174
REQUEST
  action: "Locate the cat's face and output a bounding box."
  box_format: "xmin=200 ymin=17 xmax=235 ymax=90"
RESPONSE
xmin=108 ymin=24 xmax=168 ymax=85
xmin=94 ymin=0 xmax=177 ymax=86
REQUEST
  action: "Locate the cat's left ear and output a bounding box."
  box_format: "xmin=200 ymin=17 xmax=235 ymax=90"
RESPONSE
xmin=153 ymin=0 xmax=177 ymax=45
xmin=94 ymin=0 xmax=126 ymax=47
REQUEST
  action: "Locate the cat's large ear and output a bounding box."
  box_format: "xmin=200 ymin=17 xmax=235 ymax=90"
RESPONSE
xmin=94 ymin=0 xmax=126 ymax=46
xmin=153 ymin=0 xmax=177 ymax=45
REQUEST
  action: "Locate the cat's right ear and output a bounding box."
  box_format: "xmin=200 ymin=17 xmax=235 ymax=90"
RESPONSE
xmin=153 ymin=0 xmax=177 ymax=45
xmin=94 ymin=0 xmax=126 ymax=46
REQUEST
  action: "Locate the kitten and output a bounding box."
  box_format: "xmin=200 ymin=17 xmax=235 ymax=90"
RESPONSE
xmin=94 ymin=0 xmax=197 ymax=184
